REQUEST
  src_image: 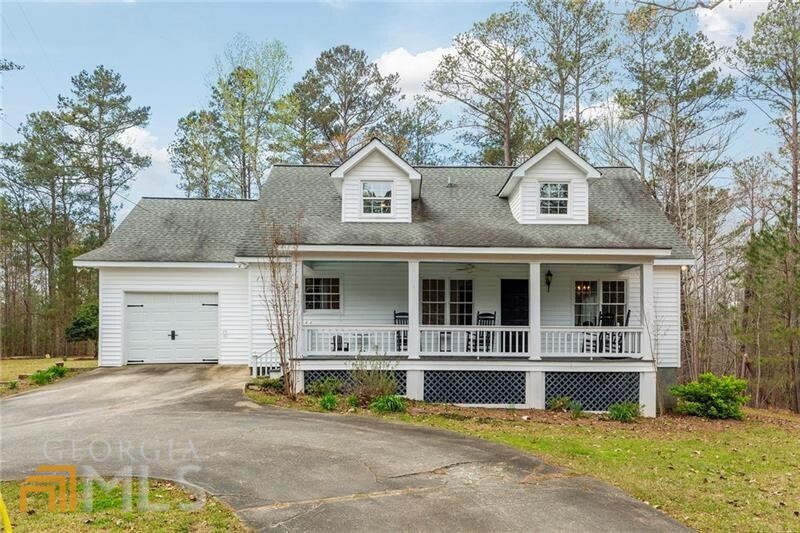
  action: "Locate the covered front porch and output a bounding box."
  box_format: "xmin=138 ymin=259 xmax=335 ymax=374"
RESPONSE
xmin=299 ymin=260 xmax=653 ymax=361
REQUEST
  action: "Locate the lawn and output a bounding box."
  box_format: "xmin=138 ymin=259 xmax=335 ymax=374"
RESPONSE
xmin=247 ymin=388 xmax=800 ymax=532
xmin=0 ymin=358 xmax=97 ymax=396
xmin=0 ymin=478 xmax=245 ymax=532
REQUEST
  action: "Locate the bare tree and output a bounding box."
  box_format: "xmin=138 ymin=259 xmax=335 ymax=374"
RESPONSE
xmin=258 ymin=214 xmax=303 ymax=397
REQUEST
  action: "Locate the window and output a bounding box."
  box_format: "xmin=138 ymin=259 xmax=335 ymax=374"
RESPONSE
xmin=422 ymin=279 xmax=474 ymax=325
xmin=304 ymin=278 xmax=340 ymax=311
xmin=422 ymin=279 xmax=446 ymax=325
xmin=362 ymin=181 xmax=392 ymax=214
xmin=602 ymin=280 xmax=626 ymax=325
xmin=574 ymin=281 xmax=598 ymax=326
xmin=449 ymin=280 xmax=474 ymax=325
xmin=540 ymin=183 xmax=569 ymax=215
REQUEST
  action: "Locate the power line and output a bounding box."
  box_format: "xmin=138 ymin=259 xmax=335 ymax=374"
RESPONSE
xmin=1 ymin=15 xmax=51 ymax=102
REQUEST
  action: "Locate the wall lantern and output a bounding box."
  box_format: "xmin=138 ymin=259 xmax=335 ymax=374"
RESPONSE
xmin=545 ymin=270 xmax=553 ymax=292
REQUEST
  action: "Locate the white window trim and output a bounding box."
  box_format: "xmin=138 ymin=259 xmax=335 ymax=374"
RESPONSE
xmin=570 ymin=278 xmax=628 ymax=326
xmin=538 ymin=180 xmax=571 ymax=217
xmin=360 ymin=180 xmax=394 ymax=218
xmin=303 ymin=276 xmax=344 ymax=315
xmin=420 ymin=277 xmax=475 ymax=326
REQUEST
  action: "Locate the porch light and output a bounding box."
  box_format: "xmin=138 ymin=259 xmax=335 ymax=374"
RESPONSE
xmin=545 ymin=270 xmax=553 ymax=292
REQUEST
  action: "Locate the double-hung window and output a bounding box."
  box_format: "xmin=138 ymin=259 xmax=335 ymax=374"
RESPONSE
xmin=421 ymin=279 xmax=473 ymax=325
xmin=304 ymin=277 xmax=340 ymax=311
xmin=362 ymin=181 xmax=392 ymax=214
xmin=601 ymin=280 xmax=627 ymax=325
xmin=540 ymin=183 xmax=569 ymax=215
xmin=573 ymin=280 xmax=627 ymax=326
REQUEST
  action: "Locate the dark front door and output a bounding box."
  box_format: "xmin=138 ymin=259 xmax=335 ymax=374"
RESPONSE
xmin=501 ymin=279 xmax=529 ymax=353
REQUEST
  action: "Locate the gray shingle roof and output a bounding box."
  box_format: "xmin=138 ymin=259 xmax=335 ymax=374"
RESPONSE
xmin=237 ymin=165 xmax=693 ymax=259
xmin=75 ymin=198 xmax=258 ymax=263
xmin=77 ymin=165 xmax=692 ymax=263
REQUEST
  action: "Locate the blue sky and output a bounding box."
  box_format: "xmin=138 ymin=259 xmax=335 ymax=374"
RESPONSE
xmin=1 ymin=1 xmax=772 ymax=220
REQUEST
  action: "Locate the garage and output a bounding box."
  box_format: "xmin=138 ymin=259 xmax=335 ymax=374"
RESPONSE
xmin=124 ymin=292 xmax=219 ymax=364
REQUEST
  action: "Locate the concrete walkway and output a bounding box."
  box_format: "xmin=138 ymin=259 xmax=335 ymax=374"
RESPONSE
xmin=0 ymin=365 xmax=687 ymax=532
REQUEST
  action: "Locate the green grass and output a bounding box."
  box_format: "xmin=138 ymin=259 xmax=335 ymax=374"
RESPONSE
xmin=0 ymin=478 xmax=245 ymax=532
xmin=1 ymin=358 xmax=96 ymax=382
xmin=394 ymin=409 xmax=800 ymax=532
xmin=0 ymin=358 xmax=96 ymax=396
xmin=246 ymin=389 xmax=800 ymax=532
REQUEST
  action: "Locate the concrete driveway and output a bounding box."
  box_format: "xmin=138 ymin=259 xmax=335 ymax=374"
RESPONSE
xmin=0 ymin=365 xmax=686 ymax=532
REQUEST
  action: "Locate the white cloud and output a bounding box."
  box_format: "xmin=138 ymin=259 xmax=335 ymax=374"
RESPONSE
xmin=376 ymin=46 xmax=453 ymax=97
xmin=697 ymin=0 xmax=768 ymax=47
xmin=116 ymin=127 xmax=178 ymax=222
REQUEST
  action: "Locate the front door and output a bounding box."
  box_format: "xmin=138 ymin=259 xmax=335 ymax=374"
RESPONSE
xmin=501 ymin=279 xmax=529 ymax=353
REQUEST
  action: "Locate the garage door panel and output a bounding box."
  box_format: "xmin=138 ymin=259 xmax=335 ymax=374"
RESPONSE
xmin=124 ymin=292 xmax=219 ymax=364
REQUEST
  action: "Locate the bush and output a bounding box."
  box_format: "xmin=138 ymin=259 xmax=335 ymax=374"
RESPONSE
xmin=307 ymin=377 xmax=344 ymax=397
xmin=250 ymin=376 xmax=283 ymax=393
xmin=546 ymin=396 xmax=573 ymax=412
xmin=568 ymin=400 xmax=584 ymax=419
xmin=607 ymin=401 xmax=641 ymax=423
xmin=28 ymin=365 xmax=70 ymax=386
xmin=65 ymin=302 xmax=99 ymax=344
xmin=369 ymin=395 xmax=406 ymax=414
xmin=346 ymin=395 xmax=359 ymax=409
xmin=29 ymin=369 xmax=54 ymax=385
xmin=348 ymin=359 xmax=397 ymax=406
xmin=8 ymin=381 xmax=18 ymax=390
xmin=49 ymin=365 xmax=68 ymax=378
xmin=670 ymin=373 xmax=749 ymax=420
xmin=319 ymin=393 xmax=338 ymax=411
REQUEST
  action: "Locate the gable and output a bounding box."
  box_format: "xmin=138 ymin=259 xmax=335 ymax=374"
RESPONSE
xmin=340 ymin=150 xmax=413 ymax=223
xmin=502 ymin=141 xmax=597 ymax=225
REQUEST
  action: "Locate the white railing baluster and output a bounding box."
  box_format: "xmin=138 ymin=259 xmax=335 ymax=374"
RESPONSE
xmin=539 ymin=327 xmax=643 ymax=358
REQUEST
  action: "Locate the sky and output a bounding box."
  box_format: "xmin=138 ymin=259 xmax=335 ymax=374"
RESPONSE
xmin=1 ymin=0 xmax=773 ymax=221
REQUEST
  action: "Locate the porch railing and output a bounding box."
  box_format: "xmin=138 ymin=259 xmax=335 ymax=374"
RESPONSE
xmin=540 ymin=327 xmax=643 ymax=357
xmin=419 ymin=326 xmax=529 ymax=356
xmin=303 ymin=326 xmax=409 ymax=356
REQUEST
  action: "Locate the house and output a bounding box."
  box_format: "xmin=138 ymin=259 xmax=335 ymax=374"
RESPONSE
xmin=74 ymin=139 xmax=693 ymax=416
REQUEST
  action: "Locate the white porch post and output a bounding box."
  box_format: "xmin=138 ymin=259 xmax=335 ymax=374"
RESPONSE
xmin=408 ymin=259 xmax=420 ymax=359
xmin=294 ymin=258 xmax=304 ymax=359
xmin=640 ymin=262 xmax=654 ymax=361
xmin=529 ymin=262 xmax=541 ymax=360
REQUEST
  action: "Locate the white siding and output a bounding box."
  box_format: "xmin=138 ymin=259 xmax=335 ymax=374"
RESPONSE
xmin=539 ymin=264 xmax=640 ymax=326
xmin=653 ymin=266 xmax=681 ymax=368
xmin=340 ymin=151 xmax=412 ymax=223
xmin=98 ymin=267 xmax=249 ymax=366
xmin=510 ymin=151 xmax=589 ymax=225
xmin=267 ymin=262 xmax=642 ymax=328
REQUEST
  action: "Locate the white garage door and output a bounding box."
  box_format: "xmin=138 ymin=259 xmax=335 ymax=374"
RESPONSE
xmin=124 ymin=292 xmax=219 ymax=364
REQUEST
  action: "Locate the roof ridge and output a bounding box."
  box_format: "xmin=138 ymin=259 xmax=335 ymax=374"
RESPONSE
xmin=141 ymin=196 xmax=258 ymax=202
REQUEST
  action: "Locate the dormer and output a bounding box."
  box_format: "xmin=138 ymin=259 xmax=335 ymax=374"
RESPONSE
xmin=331 ymin=139 xmax=421 ymax=223
xmin=498 ymin=139 xmax=600 ymax=225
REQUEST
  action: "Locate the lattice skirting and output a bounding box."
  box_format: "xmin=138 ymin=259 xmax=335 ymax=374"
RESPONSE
xmin=303 ymin=369 xmax=407 ymax=396
xmin=545 ymin=372 xmax=639 ymax=411
xmin=423 ymin=371 xmax=526 ymax=405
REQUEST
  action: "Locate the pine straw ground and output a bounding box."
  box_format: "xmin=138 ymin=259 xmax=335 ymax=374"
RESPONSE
xmin=247 ymin=388 xmax=800 ymax=533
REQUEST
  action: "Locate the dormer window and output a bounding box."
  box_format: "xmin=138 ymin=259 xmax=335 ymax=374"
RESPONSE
xmin=362 ymin=181 xmax=392 ymax=214
xmin=540 ymin=183 xmax=569 ymax=215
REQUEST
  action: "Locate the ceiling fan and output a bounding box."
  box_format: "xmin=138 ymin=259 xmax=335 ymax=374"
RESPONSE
xmin=454 ymin=263 xmax=483 ymax=274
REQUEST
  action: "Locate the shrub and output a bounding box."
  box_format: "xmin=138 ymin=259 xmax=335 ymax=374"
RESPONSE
xmin=307 ymin=377 xmax=344 ymax=397
xmin=670 ymin=373 xmax=749 ymax=420
xmin=250 ymin=376 xmax=283 ymax=393
xmin=546 ymin=396 xmax=572 ymax=412
xmin=568 ymin=400 xmax=584 ymax=419
xmin=319 ymin=393 xmax=338 ymax=411
xmin=607 ymin=401 xmax=641 ymax=423
xmin=29 ymin=369 xmax=54 ymax=386
xmin=348 ymin=359 xmax=397 ymax=406
xmin=65 ymin=302 xmax=98 ymax=344
xmin=346 ymin=395 xmax=359 ymax=409
xmin=8 ymin=381 xmax=18 ymax=390
xmin=49 ymin=365 xmax=68 ymax=378
xmin=369 ymin=395 xmax=406 ymax=414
